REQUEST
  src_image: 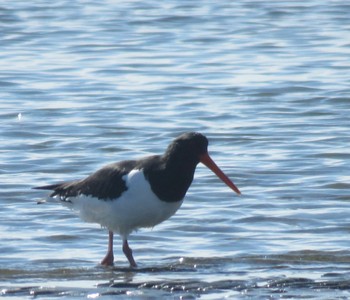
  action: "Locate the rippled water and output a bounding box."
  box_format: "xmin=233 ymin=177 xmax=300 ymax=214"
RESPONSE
xmin=1 ymin=0 xmax=350 ymax=299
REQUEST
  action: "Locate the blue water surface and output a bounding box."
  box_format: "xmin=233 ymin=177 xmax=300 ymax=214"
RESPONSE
xmin=1 ymin=0 xmax=350 ymax=299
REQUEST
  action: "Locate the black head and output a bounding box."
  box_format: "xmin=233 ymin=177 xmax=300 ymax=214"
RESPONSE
xmin=146 ymin=132 xmax=209 ymax=202
xmin=148 ymin=131 xmax=240 ymax=202
xmin=164 ymin=132 xmax=209 ymax=165
xmin=169 ymin=132 xmax=241 ymax=195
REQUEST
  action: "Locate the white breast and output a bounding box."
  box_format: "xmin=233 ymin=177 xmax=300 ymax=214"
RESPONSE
xmin=64 ymin=169 xmax=184 ymax=239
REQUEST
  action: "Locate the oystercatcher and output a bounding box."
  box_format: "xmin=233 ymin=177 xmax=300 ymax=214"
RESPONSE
xmin=34 ymin=132 xmax=241 ymax=267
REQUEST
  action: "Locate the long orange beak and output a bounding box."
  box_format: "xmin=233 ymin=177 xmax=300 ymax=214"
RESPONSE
xmin=199 ymin=153 xmax=241 ymax=195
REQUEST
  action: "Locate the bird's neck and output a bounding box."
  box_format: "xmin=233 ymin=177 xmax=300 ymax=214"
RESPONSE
xmin=145 ymin=155 xmax=198 ymax=203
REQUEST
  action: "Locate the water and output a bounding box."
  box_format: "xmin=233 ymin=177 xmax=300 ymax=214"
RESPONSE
xmin=1 ymin=0 xmax=350 ymax=298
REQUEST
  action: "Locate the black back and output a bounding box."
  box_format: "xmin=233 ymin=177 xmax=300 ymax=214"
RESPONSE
xmin=34 ymin=160 xmax=137 ymax=200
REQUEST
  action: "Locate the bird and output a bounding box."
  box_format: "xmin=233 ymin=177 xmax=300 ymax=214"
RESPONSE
xmin=34 ymin=132 xmax=241 ymax=267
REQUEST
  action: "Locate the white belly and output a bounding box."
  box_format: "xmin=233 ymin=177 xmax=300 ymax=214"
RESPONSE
xmin=64 ymin=169 xmax=183 ymax=238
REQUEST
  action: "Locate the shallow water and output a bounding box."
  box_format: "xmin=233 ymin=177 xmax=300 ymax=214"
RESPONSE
xmin=1 ymin=0 xmax=350 ymax=299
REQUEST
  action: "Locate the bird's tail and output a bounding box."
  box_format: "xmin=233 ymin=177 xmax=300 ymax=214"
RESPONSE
xmin=33 ymin=183 xmax=63 ymax=191
xmin=33 ymin=183 xmax=63 ymax=204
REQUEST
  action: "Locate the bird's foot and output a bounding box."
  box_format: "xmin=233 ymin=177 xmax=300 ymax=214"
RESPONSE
xmin=100 ymin=253 xmax=114 ymax=266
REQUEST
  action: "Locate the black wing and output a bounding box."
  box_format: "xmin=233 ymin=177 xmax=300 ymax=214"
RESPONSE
xmin=34 ymin=160 xmax=137 ymax=201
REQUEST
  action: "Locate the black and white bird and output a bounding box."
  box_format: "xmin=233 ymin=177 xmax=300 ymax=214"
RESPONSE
xmin=34 ymin=132 xmax=241 ymax=267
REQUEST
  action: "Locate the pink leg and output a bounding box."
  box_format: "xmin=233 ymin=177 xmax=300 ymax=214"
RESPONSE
xmin=122 ymin=239 xmax=137 ymax=268
xmin=100 ymin=231 xmax=114 ymax=266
